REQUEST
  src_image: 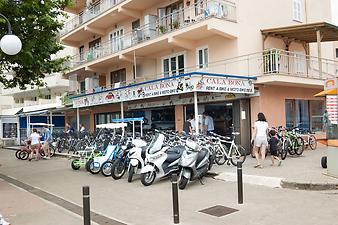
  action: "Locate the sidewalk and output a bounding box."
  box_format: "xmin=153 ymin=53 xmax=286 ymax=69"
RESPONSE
xmin=1 ymin=147 xmax=338 ymax=225
xmin=212 ymin=144 xmax=338 ymax=190
xmin=0 ymin=179 xmax=83 ymax=225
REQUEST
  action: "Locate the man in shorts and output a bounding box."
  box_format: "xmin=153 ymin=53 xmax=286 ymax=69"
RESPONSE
xmin=42 ymin=126 xmax=52 ymax=159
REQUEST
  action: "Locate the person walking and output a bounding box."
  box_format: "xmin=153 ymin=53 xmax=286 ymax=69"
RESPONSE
xmin=29 ymin=128 xmax=40 ymax=161
xmin=203 ymin=112 xmax=214 ymax=135
xmin=252 ymin=112 xmax=269 ymax=168
xmin=268 ymin=129 xmax=282 ymax=166
xmin=42 ymin=126 xmax=52 ymax=159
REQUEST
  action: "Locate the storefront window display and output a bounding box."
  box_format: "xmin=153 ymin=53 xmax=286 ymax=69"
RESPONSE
xmin=285 ymin=99 xmax=324 ymax=131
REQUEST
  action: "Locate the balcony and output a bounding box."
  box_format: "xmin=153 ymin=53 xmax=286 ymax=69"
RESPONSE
xmin=1 ymin=74 xmax=69 ymax=96
xmin=60 ymin=0 xmax=126 ymax=37
xmin=68 ymin=49 xmax=337 ymax=99
xmin=66 ymin=0 xmax=237 ymax=71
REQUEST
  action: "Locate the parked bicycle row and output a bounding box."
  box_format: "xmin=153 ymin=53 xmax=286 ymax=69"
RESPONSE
xmin=68 ymin=122 xmax=247 ymax=190
xmin=251 ymin=126 xmax=317 ymax=161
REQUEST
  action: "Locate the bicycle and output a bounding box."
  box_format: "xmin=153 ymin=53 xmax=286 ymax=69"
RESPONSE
xmin=210 ymin=132 xmax=246 ymax=166
xmin=297 ymin=128 xmax=317 ymax=150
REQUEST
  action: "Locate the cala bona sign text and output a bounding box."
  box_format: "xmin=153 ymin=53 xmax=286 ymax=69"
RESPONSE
xmin=72 ymin=73 xmax=255 ymax=108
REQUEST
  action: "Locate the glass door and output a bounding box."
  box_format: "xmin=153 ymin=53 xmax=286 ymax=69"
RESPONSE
xmin=110 ymin=28 xmax=124 ymax=53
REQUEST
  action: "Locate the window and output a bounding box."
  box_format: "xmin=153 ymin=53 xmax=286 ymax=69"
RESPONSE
xmin=292 ymin=0 xmax=302 ymax=22
xmin=336 ymin=48 xmax=338 ymax=58
xmin=44 ymin=95 xmax=51 ymax=100
xmin=79 ymin=45 xmax=84 ymax=61
xmin=285 ymin=99 xmax=325 ymax=131
xmin=110 ymin=68 xmax=126 ymax=87
xmin=196 ymin=46 xmax=209 ymax=68
xmin=88 ymin=38 xmax=101 ymax=60
xmin=80 ymin=81 xmax=86 ymax=93
xmin=162 ymin=53 xmax=185 ymax=77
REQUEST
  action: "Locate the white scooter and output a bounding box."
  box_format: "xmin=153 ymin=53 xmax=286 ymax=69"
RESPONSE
xmin=178 ymin=139 xmax=210 ymax=190
xmin=127 ymin=138 xmax=148 ymax=182
xmin=140 ymin=133 xmax=184 ymax=186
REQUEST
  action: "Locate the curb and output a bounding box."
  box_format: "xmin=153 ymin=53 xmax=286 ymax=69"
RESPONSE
xmin=281 ymin=180 xmax=338 ymax=191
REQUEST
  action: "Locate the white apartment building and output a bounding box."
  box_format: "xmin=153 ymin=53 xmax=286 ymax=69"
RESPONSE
xmin=0 ymin=46 xmax=75 ymax=144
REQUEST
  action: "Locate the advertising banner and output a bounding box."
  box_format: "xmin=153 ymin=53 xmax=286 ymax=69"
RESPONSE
xmin=73 ymin=75 xmax=254 ymax=108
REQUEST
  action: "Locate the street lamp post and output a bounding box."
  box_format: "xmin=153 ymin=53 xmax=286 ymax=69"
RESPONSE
xmin=0 ymin=13 xmax=22 ymax=55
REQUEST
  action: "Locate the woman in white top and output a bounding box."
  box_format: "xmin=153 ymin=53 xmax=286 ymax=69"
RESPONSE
xmin=252 ymin=112 xmax=268 ymax=168
xmin=29 ymin=128 xmax=40 ymax=161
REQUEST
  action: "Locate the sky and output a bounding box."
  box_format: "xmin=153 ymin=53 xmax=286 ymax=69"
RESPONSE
xmin=332 ymin=0 xmax=338 ymax=25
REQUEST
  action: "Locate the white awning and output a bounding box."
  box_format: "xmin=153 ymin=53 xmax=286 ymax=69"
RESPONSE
xmin=96 ymin=123 xmax=127 ymax=129
xmin=1 ymin=107 xmax=22 ymax=116
xmin=22 ymin=103 xmax=60 ymax=114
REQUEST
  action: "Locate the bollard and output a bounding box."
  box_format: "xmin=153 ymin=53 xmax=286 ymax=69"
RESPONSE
xmin=237 ymin=161 xmax=243 ymax=204
xmin=82 ymin=186 xmax=91 ymax=225
xmin=171 ymin=174 xmax=180 ymax=224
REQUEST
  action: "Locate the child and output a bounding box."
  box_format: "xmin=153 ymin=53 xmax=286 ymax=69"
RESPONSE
xmin=268 ymin=129 xmax=282 ymax=166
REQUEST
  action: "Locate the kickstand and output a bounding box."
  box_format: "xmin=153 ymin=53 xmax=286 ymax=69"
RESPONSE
xmin=199 ymin=177 xmax=205 ymax=185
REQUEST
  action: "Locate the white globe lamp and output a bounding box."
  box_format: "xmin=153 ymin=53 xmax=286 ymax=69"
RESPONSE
xmin=0 ymin=34 xmax=22 ymax=55
xmin=0 ymin=13 xmax=22 ymax=55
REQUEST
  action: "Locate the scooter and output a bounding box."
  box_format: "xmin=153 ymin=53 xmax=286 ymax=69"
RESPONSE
xmin=178 ymin=139 xmax=210 ymax=190
xmin=125 ymin=138 xmax=148 ymax=182
xmin=140 ymin=133 xmax=184 ymax=186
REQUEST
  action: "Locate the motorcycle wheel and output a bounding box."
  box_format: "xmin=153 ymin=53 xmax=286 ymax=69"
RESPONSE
xmin=20 ymin=150 xmax=29 ymax=160
xmin=140 ymin=171 xmax=156 ymax=186
xmin=71 ymin=159 xmax=81 ymax=170
xmin=179 ymin=176 xmax=189 ymax=190
xmin=89 ymin=160 xmax=101 ymax=174
xmin=101 ymin=161 xmax=113 ymax=177
xmin=128 ymin=166 xmax=135 ymax=183
xmin=15 ymin=150 xmax=21 ymax=159
xmin=111 ymin=159 xmax=126 ymax=179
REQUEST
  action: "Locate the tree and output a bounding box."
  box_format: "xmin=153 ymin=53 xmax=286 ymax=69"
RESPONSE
xmin=0 ymin=0 xmax=72 ymax=89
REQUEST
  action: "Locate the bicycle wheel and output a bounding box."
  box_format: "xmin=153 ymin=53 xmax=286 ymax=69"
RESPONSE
xmin=287 ymin=138 xmax=296 ymax=155
xmin=280 ymin=140 xmax=288 ymax=160
xmin=230 ymin=145 xmax=247 ymax=166
xmin=214 ymin=146 xmax=226 ymax=165
xmin=309 ymin=135 xmax=317 ymax=150
xmin=295 ymin=137 xmax=305 ymax=155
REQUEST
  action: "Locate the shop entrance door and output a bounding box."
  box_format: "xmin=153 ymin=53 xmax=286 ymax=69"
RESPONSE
xmin=185 ymin=101 xmax=235 ymax=136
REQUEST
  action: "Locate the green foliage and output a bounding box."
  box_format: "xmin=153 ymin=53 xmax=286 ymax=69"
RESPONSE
xmin=0 ymin=0 xmax=72 ymax=89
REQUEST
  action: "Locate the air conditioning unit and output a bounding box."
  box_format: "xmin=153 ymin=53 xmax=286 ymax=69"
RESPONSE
xmin=144 ymin=15 xmax=158 ymax=39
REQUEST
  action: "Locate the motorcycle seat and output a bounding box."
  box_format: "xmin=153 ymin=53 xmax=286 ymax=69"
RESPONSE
xmin=166 ymin=147 xmax=183 ymax=162
xmin=196 ymin=149 xmax=208 ymax=164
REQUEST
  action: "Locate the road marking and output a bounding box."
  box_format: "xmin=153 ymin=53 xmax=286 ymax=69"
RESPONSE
xmin=215 ymin=172 xmax=283 ymax=188
xmin=0 ymin=173 xmax=127 ymax=225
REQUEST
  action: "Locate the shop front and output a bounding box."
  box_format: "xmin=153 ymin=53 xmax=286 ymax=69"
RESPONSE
xmin=70 ymin=72 xmax=256 ymax=149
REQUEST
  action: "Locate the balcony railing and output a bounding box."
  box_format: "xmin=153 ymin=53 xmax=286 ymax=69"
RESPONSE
xmin=67 ymin=0 xmax=237 ymax=69
xmin=60 ymin=0 xmax=125 ymax=37
xmin=67 ymin=49 xmax=337 ymax=99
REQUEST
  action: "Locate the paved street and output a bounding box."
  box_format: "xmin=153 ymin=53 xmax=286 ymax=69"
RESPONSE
xmin=1 ymin=147 xmax=338 ymax=225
